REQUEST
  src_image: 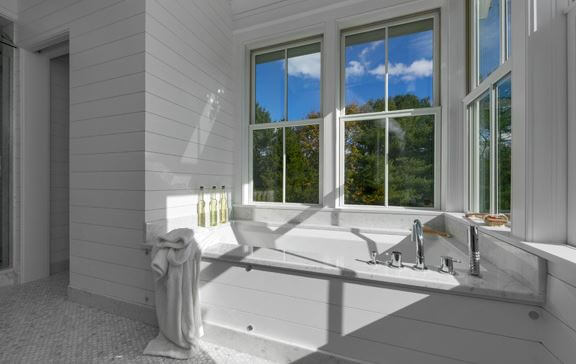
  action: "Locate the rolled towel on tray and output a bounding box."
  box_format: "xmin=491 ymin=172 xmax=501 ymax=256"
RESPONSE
xmin=144 ymin=227 xmax=208 ymax=359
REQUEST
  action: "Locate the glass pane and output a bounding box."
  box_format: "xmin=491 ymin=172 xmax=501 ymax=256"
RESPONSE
xmin=344 ymin=119 xmax=386 ymax=205
xmin=253 ymin=128 xmax=283 ymax=202
xmin=471 ymin=92 xmax=491 ymax=213
xmin=477 ymin=0 xmax=501 ymax=83
xmin=286 ymin=125 xmax=319 ymax=203
xmin=388 ymin=19 xmax=434 ymax=110
xmin=388 ymin=115 xmax=435 ymax=207
xmin=287 ymin=43 xmax=321 ymax=120
xmin=497 ymin=76 xmax=511 ymax=214
xmin=255 ymin=50 xmax=285 ymax=123
xmin=344 ymin=29 xmax=386 ymax=114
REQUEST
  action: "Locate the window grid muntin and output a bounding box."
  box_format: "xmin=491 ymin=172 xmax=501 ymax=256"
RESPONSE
xmin=341 ymin=13 xmax=439 ymax=115
xmin=467 ymin=0 xmax=512 ymax=217
xmin=340 ymin=107 xmax=441 ymax=209
xmin=467 ymin=73 xmax=511 ymax=215
xmin=339 ymin=13 xmax=441 ymax=209
xmin=249 ymin=38 xmax=323 ymax=205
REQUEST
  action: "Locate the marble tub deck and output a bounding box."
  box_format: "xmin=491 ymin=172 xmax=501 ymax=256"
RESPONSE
xmin=202 ymin=242 xmax=544 ymax=304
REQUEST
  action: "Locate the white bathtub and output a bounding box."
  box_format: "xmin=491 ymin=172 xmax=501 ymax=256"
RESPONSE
xmin=198 ymin=221 xmax=551 ymax=364
xmin=214 ymin=221 xmax=468 ymax=270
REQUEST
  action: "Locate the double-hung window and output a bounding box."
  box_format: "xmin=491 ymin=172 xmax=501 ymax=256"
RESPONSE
xmin=466 ymin=0 xmax=512 ymax=215
xmin=250 ymin=39 xmax=322 ymax=204
xmin=340 ymin=14 xmax=440 ymax=208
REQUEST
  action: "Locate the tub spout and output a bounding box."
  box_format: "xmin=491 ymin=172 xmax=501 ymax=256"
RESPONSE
xmin=412 ymin=219 xmax=426 ymax=270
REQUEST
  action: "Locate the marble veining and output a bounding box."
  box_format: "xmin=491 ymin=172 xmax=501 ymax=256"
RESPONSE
xmin=202 ymin=242 xmax=544 ymax=304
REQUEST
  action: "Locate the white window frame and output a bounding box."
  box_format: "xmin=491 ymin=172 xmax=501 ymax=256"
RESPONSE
xmin=337 ymin=12 xmax=442 ymax=210
xmin=248 ymin=37 xmax=324 ymax=206
xmin=567 ymin=0 xmax=576 ymax=246
xmin=464 ymin=0 xmax=512 ymax=215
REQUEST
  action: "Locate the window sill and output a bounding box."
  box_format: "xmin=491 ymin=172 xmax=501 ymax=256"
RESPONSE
xmin=236 ymin=203 xmax=442 ymax=216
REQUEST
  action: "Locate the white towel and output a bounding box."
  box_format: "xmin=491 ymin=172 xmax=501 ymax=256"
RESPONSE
xmin=144 ymin=228 xmax=205 ymax=359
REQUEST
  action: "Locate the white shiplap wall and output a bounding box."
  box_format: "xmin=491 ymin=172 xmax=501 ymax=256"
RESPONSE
xmin=542 ymin=262 xmax=576 ymax=363
xmin=12 ymin=0 xmax=235 ymax=306
xmin=0 ymin=0 xmax=17 ymax=20
xmin=144 ymin=0 xmax=235 ymax=231
xmin=16 ymin=0 xmax=149 ymax=304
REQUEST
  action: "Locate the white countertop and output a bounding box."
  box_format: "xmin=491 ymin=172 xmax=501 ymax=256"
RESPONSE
xmin=202 ymin=242 xmax=544 ymax=304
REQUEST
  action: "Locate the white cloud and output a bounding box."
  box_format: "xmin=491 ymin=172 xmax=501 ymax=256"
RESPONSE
xmin=359 ymin=40 xmax=384 ymax=64
xmin=345 ymin=40 xmax=384 ymax=79
xmin=287 ymin=53 xmax=321 ymax=79
xmin=367 ymin=64 xmax=386 ymax=78
xmin=387 ymin=58 xmax=433 ymax=81
xmin=345 ymin=60 xmax=366 ymax=78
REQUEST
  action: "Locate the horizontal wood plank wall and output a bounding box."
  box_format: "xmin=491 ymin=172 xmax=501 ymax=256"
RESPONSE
xmin=16 ymin=0 xmax=150 ymax=306
xmin=200 ymin=261 xmax=558 ymax=364
xmin=144 ymin=0 xmax=235 ymax=230
xmin=0 ymin=0 xmax=17 ymax=19
xmin=542 ymin=267 xmax=576 ymax=363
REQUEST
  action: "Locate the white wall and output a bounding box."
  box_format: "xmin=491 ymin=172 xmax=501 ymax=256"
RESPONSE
xmin=11 ymin=0 xmax=236 ymax=305
xmin=510 ymin=0 xmax=568 ymax=243
xmin=542 ymin=269 xmax=576 ymax=363
xmin=49 ymin=54 xmax=69 ymax=274
xmin=144 ymin=0 xmax=235 ymax=232
xmin=0 ymin=0 xmax=17 ymax=20
xmin=567 ymin=3 xmax=576 ymax=246
xmin=19 ymin=49 xmax=50 ymax=283
xmin=15 ymin=0 xmax=148 ymax=303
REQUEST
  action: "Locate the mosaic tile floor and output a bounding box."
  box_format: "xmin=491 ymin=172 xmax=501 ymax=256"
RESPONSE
xmin=0 ymin=272 xmax=276 ymax=364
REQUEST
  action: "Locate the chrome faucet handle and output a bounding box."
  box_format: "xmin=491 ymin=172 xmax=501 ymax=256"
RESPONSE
xmin=412 ymin=219 xmax=426 ymax=270
xmin=369 ymin=250 xmax=378 ymax=265
xmin=439 ymin=256 xmax=461 ymax=275
xmin=387 ymin=251 xmax=403 ymax=268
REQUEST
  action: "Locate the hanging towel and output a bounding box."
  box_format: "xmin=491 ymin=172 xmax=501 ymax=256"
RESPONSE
xmin=143 ymin=228 xmax=206 ymax=359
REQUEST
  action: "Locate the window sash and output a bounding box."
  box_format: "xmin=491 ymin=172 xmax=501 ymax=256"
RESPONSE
xmin=466 ymin=0 xmax=512 ymax=216
xmin=338 ymin=13 xmax=441 ymax=209
xmin=338 ymin=107 xmax=441 ymax=209
xmin=249 ymin=119 xmax=321 ymax=205
xmin=250 ymin=38 xmax=323 ymax=127
xmin=466 ymin=73 xmax=511 ymax=214
xmin=340 ymin=12 xmax=440 ymax=115
xmin=249 ymin=38 xmax=323 ymax=205
xmin=470 ymin=0 xmax=511 ymax=90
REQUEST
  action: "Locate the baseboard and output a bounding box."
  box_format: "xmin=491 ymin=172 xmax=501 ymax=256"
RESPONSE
xmin=67 ymin=287 xmax=157 ymax=326
xmin=67 ymin=287 xmax=361 ymax=363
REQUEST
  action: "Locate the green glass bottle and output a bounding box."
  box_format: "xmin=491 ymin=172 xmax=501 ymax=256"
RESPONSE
xmin=197 ymin=186 xmax=206 ymax=227
xmin=220 ymin=185 xmax=228 ymax=224
xmin=209 ymin=186 xmax=218 ymax=227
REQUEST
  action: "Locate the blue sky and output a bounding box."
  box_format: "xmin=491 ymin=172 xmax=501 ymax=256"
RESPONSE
xmin=255 ymin=49 xmax=321 ymax=122
xmin=254 ymin=21 xmax=437 ymax=122
xmin=345 ymin=25 xmax=434 ymax=108
xmin=478 ymin=0 xmax=501 ymax=82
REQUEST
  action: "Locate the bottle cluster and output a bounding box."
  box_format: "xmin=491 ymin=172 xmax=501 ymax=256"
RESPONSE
xmin=197 ymin=185 xmax=228 ymax=227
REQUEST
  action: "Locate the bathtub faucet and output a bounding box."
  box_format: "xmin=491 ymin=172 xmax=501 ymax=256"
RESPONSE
xmin=412 ymin=219 xmax=426 ymax=270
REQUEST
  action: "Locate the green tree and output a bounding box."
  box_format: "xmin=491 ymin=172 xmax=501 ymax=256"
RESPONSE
xmin=345 ymin=94 xmax=434 ymax=207
xmin=253 ymin=103 xmax=282 ymax=202
xmin=253 ymin=104 xmax=320 ymax=203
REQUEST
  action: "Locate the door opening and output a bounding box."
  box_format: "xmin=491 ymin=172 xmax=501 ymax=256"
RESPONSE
xmin=49 ymin=53 xmax=69 ymax=275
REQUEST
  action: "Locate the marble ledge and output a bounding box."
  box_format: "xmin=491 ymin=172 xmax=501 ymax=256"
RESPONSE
xmin=202 ymin=242 xmax=545 ymax=305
